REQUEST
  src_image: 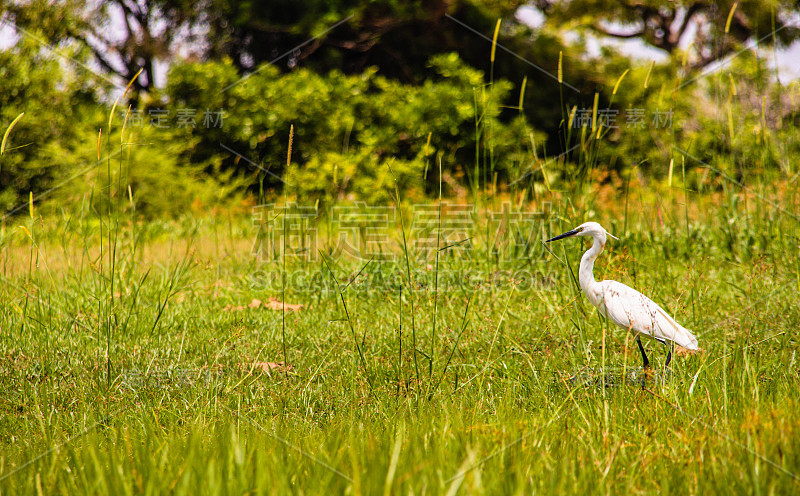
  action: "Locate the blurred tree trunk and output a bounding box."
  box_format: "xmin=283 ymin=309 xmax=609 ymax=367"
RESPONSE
xmin=534 ymin=0 xmax=800 ymax=70
xmin=1 ymin=0 xmax=202 ymax=96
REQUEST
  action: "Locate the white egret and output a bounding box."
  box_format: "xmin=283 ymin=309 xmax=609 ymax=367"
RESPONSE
xmin=546 ymin=222 xmax=698 ymax=368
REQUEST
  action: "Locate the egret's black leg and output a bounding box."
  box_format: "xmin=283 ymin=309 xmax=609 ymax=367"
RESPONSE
xmin=664 ymin=346 xmax=673 ymax=368
xmin=636 ymin=336 xmax=650 ymax=369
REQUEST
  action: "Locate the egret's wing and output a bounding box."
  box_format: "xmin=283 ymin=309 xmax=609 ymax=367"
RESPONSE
xmin=597 ymin=281 xmax=698 ymax=350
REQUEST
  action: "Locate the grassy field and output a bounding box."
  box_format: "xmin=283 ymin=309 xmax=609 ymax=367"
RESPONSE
xmin=0 ymin=175 xmax=799 ymax=495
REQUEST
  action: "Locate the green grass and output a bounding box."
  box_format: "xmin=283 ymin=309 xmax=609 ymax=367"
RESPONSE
xmin=0 ymin=184 xmax=799 ymax=494
xmin=2 ymin=8 xmax=800 ymax=493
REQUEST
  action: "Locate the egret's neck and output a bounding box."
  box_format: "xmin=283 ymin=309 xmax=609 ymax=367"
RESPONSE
xmin=579 ymin=235 xmax=605 ymax=295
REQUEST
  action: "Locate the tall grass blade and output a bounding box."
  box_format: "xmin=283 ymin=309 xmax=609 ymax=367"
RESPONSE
xmin=320 ymin=252 xmax=374 ymax=391
xmin=490 ymin=19 xmax=501 ymax=63
xmin=282 ymin=125 xmax=294 ymax=378
xmin=612 ymin=70 xmax=629 ymax=95
xmin=429 ymin=295 xmax=471 ymax=399
xmin=644 ymin=61 xmax=655 ymax=89
xmin=387 ymin=162 xmax=420 ymax=387
xmin=1 ymin=112 xmax=24 ymax=158
xmin=725 ymin=3 xmax=739 ymax=34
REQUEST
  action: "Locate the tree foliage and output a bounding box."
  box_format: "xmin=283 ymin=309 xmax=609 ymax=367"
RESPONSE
xmin=166 ymin=52 xmax=540 ymax=205
xmin=1 ymin=0 xmax=799 ymax=218
xmin=1 ymin=0 xmax=204 ymax=94
xmin=0 ymin=37 xmax=98 ymax=210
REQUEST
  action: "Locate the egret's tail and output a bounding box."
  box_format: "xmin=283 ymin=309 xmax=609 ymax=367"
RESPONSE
xmin=655 ymin=306 xmax=699 ymax=350
xmin=674 ymin=325 xmax=699 ymax=350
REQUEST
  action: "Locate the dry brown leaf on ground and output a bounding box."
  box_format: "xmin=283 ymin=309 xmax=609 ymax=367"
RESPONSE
xmin=240 ymin=361 xmax=294 ymax=374
xmin=222 ymin=297 xmax=303 ymax=312
xmin=262 ymin=297 xmax=303 ymax=311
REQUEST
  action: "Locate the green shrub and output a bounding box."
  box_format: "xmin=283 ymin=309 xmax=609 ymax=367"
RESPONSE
xmin=0 ymin=37 xmax=240 ymax=219
xmin=166 ymin=53 xmax=544 ymax=205
xmin=0 ymin=37 xmax=98 ymax=211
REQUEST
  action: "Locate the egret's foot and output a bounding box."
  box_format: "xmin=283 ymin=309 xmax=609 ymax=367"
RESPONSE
xmin=629 ymin=366 xmax=673 ymax=388
xmin=623 ymin=367 xmax=650 ymax=388
xmin=639 ymin=365 xmax=656 ymax=389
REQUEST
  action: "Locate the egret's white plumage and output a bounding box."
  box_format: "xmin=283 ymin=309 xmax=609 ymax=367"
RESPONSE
xmin=590 ymin=280 xmax=698 ymax=349
xmin=547 ymin=221 xmax=698 ymax=366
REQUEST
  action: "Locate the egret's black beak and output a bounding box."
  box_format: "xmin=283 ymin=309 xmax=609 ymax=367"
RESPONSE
xmin=546 ymin=228 xmax=581 ymax=243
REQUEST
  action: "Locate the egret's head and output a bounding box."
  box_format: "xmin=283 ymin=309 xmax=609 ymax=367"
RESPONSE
xmin=546 ymin=221 xmax=618 ymax=244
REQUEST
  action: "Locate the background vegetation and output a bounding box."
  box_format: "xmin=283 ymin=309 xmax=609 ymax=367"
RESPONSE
xmin=1 ymin=0 xmax=799 ymax=214
xmin=1 ymin=0 xmax=800 ymax=494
